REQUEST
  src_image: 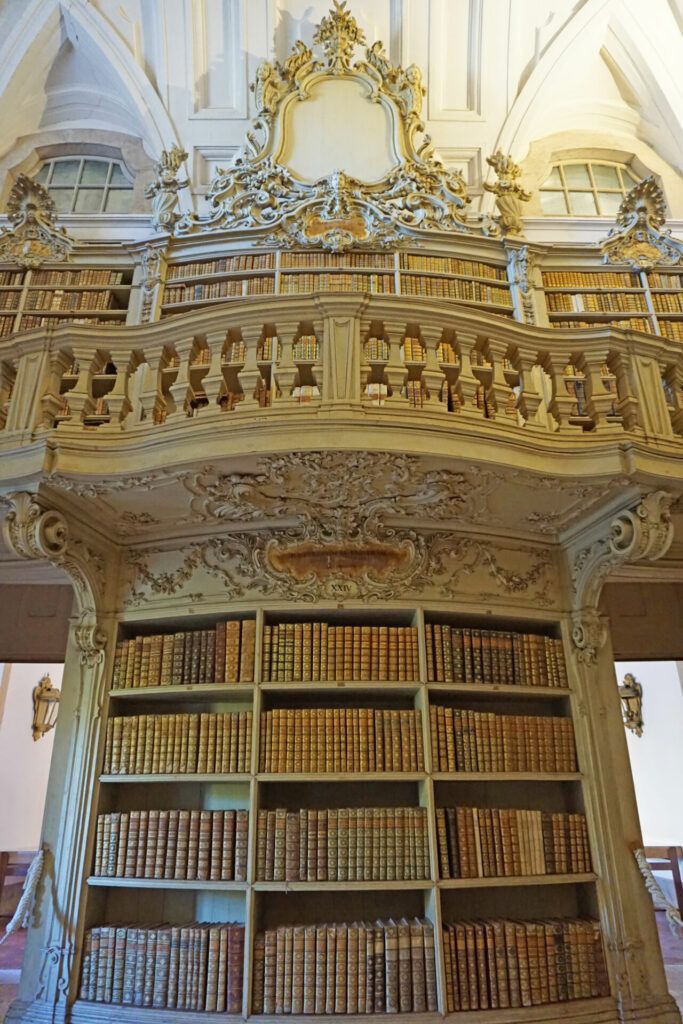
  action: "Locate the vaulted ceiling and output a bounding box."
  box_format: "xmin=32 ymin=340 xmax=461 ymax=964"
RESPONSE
xmin=0 ymin=0 xmax=682 ymax=223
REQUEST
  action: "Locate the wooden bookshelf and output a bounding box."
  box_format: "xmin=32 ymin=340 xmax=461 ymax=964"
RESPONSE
xmin=0 ymin=264 xmax=133 ymax=338
xmin=77 ymin=607 xmax=609 ymax=1020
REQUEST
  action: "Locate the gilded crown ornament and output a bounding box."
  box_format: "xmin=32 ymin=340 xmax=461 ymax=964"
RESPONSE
xmin=601 ymin=176 xmax=683 ymax=270
xmin=0 ymin=174 xmax=73 ymax=268
xmin=484 ymin=151 xmax=531 ymax=236
xmin=175 ymin=2 xmax=474 ymax=249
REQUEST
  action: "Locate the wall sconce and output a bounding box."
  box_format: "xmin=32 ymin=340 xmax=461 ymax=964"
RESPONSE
xmin=32 ymin=673 xmax=61 ymax=742
xmin=619 ymin=672 xmax=644 ymax=737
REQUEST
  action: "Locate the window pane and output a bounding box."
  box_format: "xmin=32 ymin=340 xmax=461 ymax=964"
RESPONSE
xmin=104 ymin=188 xmax=133 ymax=213
xmin=620 ymin=166 xmax=639 ymax=188
xmin=109 ymin=163 xmax=130 ymax=185
xmin=592 ymin=164 xmax=620 ymax=189
xmin=568 ymin=190 xmax=598 ymax=215
xmin=81 ymin=160 xmax=109 ymax=185
xmin=35 ymin=163 xmax=51 ymax=184
xmin=51 ymin=160 xmax=81 ymax=185
xmin=596 ymin=191 xmax=623 ymax=216
xmin=539 ymin=190 xmax=568 ymax=214
xmin=74 ymin=188 xmax=105 ymax=213
xmin=48 ymin=188 xmax=74 ymax=213
xmin=543 ymin=166 xmax=563 ymax=188
xmin=563 ymin=163 xmax=591 ymax=188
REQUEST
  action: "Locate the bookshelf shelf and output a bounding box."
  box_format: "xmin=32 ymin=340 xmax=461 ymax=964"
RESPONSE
xmin=427 ymin=683 xmax=570 ymax=699
xmin=109 ymin=684 xmax=254 ymax=702
xmin=71 ymin=1004 xmax=244 ymax=1023
xmin=99 ymin=773 xmax=251 ymax=784
xmin=437 ymin=872 xmax=597 ymax=889
xmin=87 ymin=877 xmax=250 ymax=891
xmin=252 ymin=880 xmax=434 ymax=892
xmin=260 ymin=681 xmax=420 ymax=695
xmin=256 ymin=772 xmax=429 ymax=782
xmin=431 ymin=772 xmax=582 ymax=782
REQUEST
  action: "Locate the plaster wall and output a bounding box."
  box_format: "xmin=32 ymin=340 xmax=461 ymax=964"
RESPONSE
xmin=0 ymin=662 xmax=62 ymax=852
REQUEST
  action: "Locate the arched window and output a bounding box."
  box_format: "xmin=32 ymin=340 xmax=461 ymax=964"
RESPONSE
xmin=539 ymin=160 xmax=640 ymax=216
xmin=35 ymin=156 xmax=134 ymax=214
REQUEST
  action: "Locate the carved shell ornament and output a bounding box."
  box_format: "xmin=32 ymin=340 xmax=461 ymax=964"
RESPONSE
xmin=0 ymin=174 xmax=73 ymax=268
xmin=174 ymin=1 xmax=477 ymax=249
xmin=601 ymin=176 xmax=683 ymax=270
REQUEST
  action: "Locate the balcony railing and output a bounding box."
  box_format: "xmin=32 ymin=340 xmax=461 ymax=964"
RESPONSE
xmin=1 ymin=294 xmax=682 ymax=479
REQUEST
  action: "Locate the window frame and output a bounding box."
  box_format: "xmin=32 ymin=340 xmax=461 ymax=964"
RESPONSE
xmin=36 ymin=156 xmax=134 ymax=215
xmin=539 ymin=159 xmax=640 ymax=217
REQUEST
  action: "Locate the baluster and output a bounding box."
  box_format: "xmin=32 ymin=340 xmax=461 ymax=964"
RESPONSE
xmin=34 ymin=349 xmax=70 ymax=431
xmin=511 ymin=346 xmax=551 ymax=430
xmin=56 ymin=346 xmax=94 ymax=427
xmin=456 ymin=332 xmax=487 ymax=418
xmin=166 ymin=341 xmax=193 ymax=421
xmin=420 ymin=326 xmax=446 ymax=407
xmin=382 ymin=320 xmax=408 ymax=404
xmin=135 ymin=348 xmax=165 ymax=425
xmin=201 ymin=331 xmax=229 ymax=408
xmin=272 ymin=322 xmax=299 ymax=404
xmin=543 ymin=352 xmax=584 ymax=432
xmin=583 ymin=349 xmax=618 ymax=430
xmin=487 ymin=339 xmax=515 ymax=418
xmin=97 ymin=354 xmax=132 ymax=432
xmin=608 ymin=349 xmax=641 ymax=434
xmin=234 ymin=326 xmax=264 ymax=409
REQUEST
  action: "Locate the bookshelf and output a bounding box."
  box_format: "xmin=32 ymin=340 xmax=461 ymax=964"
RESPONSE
xmin=0 ymin=265 xmax=133 ymax=338
xmin=159 ymin=250 xmax=515 ymax=321
xmin=74 ymin=606 xmax=610 ymax=1021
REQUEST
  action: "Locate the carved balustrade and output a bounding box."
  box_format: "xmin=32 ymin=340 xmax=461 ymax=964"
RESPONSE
xmin=1 ymin=294 xmax=682 ymax=478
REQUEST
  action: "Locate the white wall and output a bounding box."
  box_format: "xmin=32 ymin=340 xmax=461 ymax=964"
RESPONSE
xmin=0 ymin=662 xmax=62 ymax=851
xmin=616 ymin=660 xmax=683 ymax=846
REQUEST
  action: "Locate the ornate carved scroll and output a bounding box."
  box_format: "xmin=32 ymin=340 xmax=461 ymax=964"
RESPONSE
xmin=0 ymin=175 xmax=73 ymax=268
xmin=601 ymin=177 xmax=683 ymax=270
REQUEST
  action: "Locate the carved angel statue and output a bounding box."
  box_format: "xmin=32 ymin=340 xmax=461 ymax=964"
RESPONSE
xmin=145 ymin=145 xmax=189 ymax=233
xmin=251 ymin=61 xmax=286 ymax=117
xmin=484 ymin=151 xmax=531 ymax=236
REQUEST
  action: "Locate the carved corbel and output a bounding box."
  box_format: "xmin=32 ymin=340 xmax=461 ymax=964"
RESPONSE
xmin=569 ymin=490 xmax=674 ymax=662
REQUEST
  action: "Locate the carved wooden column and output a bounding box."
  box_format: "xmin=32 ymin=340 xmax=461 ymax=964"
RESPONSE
xmin=313 ymin=296 xmax=366 ymax=408
xmin=565 ymin=492 xmax=681 ymax=1024
xmin=1 ymin=494 xmax=117 ymax=1024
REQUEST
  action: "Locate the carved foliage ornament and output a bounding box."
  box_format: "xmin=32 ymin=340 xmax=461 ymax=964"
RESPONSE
xmin=0 ymin=175 xmax=73 ymax=268
xmin=601 ymin=177 xmax=683 ymax=270
xmin=570 ymin=490 xmax=674 ymax=664
xmin=175 ymin=2 xmax=473 ymax=249
xmin=484 ymin=151 xmax=531 ymax=237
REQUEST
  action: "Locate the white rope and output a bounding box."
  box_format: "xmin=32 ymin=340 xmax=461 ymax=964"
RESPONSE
xmin=0 ymin=848 xmax=45 ymax=946
xmin=634 ymin=848 xmax=683 ymax=940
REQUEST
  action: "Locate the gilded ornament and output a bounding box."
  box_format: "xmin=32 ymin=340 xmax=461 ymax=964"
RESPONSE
xmin=601 ymin=176 xmax=683 ymax=270
xmin=484 ymin=151 xmax=531 ymax=236
xmin=145 ymin=145 xmax=189 ymax=233
xmin=0 ymin=174 xmax=73 ymax=268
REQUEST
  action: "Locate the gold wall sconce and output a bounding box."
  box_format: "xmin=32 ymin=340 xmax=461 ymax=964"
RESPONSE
xmin=619 ymin=672 xmax=644 ymax=737
xmin=32 ymin=673 xmax=61 ymax=741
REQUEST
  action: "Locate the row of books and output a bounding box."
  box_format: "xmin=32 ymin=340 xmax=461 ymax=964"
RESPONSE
xmin=32 ymin=268 xmax=126 ymax=285
xmin=262 ymin=623 xmax=419 ymax=683
xmin=0 ymin=270 xmax=23 ymax=286
xmin=280 ymin=272 xmax=396 ymax=295
xmin=425 ymin=623 xmax=567 ymax=687
xmin=164 ymin=279 xmax=263 ymax=303
xmin=292 ymin=335 xmax=319 ymax=361
xmin=167 ymin=253 xmax=275 ymax=280
xmin=256 ymin=806 xmax=431 ymax=882
xmin=80 ymin=923 xmax=244 ymax=1012
xmin=0 ymin=291 xmax=19 ymax=310
xmin=651 ymin=292 xmax=683 ymax=313
xmin=23 ymin=289 xmax=118 ymax=311
xmin=402 ymin=336 xmax=424 ymax=361
xmin=542 ymin=270 xmax=637 ymax=288
xmin=364 ymin=338 xmax=458 ymax=366
xmin=649 ymin=272 xmax=683 ymax=288
xmin=111 ymin=619 xmax=255 ymax=689
xmin=443 ymin=918 xmax=609 ymax=1011
xmin=550 ymin=316 xmax=652 ymax=332
xmin=435 ymin=806 xmax=591 ymax=879
xmin=546 ymin=291 xmax=648 ymax=313
xmin=292 ymin=383 xmax=321 ymax=403
xmin=0 ymin=316 xmax=14 ymax=337
xmin=252 ymin=918 xmax=437 ymax=1014
xmin=281 ymin=251 xmax=394 ymax=269
xmin=364 ymin=337 xmax=389 ymax=361
xmin=103 ymin=712 xmax=253 ymax=775
xmin=659 ymin=320 xmax=683 ymax=341
xmin=93 ymin=809 xmax=248 ymax=881
xmin=404 ymin=380 xmax=426 ymax=407
xmin=259 ymin=708 xmax=424 ymax=774
xmin=401 ymin=275 xmax=512 ymax=306
xmin=399 ymin=254 xmax=506 ymax=280
xmin=429 ymin=706 xmax=577 ymax=773
xmin=19 ymin=314 xmax=125 ymax=330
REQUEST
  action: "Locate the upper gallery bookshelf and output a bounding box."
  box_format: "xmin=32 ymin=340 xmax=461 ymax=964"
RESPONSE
xmin=0 ymin=265 xmax=133 ymax=338
xmin=74 ymin=607 xmax=611 ymax=1022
